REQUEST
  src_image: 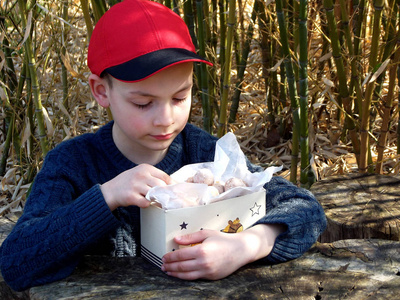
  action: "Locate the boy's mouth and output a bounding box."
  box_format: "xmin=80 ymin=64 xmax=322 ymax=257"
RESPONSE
xmin=151 ymin=133 xmax=174 ymax=141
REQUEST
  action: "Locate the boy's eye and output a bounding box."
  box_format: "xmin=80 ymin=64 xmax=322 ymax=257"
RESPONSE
xmin=173 ymin=97 xmax=187 ymax=103
xmin=134 ymin=102 xmax=150 ymax=109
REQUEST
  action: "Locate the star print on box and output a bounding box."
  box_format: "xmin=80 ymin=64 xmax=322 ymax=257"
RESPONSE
xmin=250 ymin=202 xmax=261 ymax=216
xmin=180 ymin=222 xmax=188 ymax=230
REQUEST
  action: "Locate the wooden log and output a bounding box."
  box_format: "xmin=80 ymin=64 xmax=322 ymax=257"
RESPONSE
xmin=28 ymin=239 xmax=400 ymax=299
xmin=1 ymin=213 xmax=400 ymax=298
xmin=310 ymin=174 xmax=400 ymax=243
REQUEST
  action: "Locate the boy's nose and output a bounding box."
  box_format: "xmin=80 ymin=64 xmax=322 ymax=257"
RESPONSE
xmin=154 ymin=103 xmax=174 ymax=126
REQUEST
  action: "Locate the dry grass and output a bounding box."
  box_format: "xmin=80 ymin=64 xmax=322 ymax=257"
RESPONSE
xmin=0 ymin=1 xmax=399 ymax=217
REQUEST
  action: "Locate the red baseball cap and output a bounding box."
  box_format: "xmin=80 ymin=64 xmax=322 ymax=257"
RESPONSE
xmin=87 ymin=0 xmax=212 ymax=82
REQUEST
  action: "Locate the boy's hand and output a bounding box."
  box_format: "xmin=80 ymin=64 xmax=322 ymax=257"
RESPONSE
xmin=101 ymin=164 xmax=172 ymax=211
xmin=161 ymin=224 xmax=285 ymax=280
xmin=161 ymin=230 xmax=246 ymax=280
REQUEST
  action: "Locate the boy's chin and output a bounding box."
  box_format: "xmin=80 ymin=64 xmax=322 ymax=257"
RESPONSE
xmin=147 ymin=139 xmax=175 ymax=151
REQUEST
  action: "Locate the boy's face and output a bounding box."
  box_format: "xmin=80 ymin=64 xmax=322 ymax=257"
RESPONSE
xmin=98 ymin=62 xmax=193 ymax=164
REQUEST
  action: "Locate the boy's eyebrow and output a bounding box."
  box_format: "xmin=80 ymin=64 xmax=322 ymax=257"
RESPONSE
xmin=129 ymin=83 xmax=193 ymax=97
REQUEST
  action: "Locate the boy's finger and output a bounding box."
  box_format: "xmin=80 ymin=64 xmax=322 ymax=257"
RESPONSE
xmin=161 ymin=258 xmax=201 ymax=274
xmin=162 ymin=246 xmax=196 ymax=263
xmin=174 ymin=229 xmax=215 ymax=245
xmin=144 ymin=176 xmax=168 ymax=189
xmin=165 ymin=270 xmax=203 ymax=281
xmin=147 ymin=166 xmax=173 ymax=185
xmin=135 ymin=197 xmax=151 ymax=208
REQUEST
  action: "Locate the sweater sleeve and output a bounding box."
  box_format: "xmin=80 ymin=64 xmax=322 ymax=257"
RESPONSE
xmin=253 ymin=176 xmax=327 ymax=263
xmin=0 ymin=148 xmax=121 ymax=291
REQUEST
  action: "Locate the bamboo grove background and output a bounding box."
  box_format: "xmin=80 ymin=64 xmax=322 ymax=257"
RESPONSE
xmin=0 ymin=0 xmax=400 ymax=213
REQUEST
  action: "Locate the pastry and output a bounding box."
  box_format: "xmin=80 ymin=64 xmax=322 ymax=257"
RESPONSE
xmin=224 ymin=177 xmax=247 ymax=190
xmin=192 ymin=168 xmax=214 ymax=186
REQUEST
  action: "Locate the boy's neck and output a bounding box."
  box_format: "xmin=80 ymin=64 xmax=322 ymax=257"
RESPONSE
xmin=128 ymin=150 xmax=168 ymax=166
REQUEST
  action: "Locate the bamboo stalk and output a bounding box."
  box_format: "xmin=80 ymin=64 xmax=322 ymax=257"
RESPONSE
xmin=25 ymin=57 xmax=35 ymax=179
xmin=0 ymin=41 xmax=12 ymax=175
xmin=90 ymin=0 xmax=106 ymax=22
xmin=172 ymin=0 xmax=180 ymax=15
xmin=90 ymin=0 xmax=101 ymax=23
xmin=397 ymin=65 xmax=400 ymax=174
xmin=257 ymin=1 xmax=273 ymax=123
xmin=0 ymin=83 xmax=13 ymax=176
xmin=298 ymin=0 xmax=312 ymax=187
xmin=276 ymin=0 xmax=301 ymax=183
xmin=374 ymin=0 xmax=398 ymax=174
xmin=219 ymin=0 xmax=226 ymax=69
xmin=1 ymin=11 xmax=18 ymax=99
xmin=57 ymin=0 xmax=70 ymax=140
xmin=0 ymin=13 xmax=19 ymax=171
xmin=183 ymin=0 xmax=198 ymax=49
xmin=323 ymin=0 xmax=349 ymax=114
xmin=208 ymin=0 xmax=218 ymax=126
xmin=182 ymin=0 xmax=201 ymax=123
xmin=370 ymin=0 xmax=398 ymax=137
xmin=348 ymin=0 xmax=364 ymax=115
xmin=237 ymin=0 xmax=244 ymax=54
xmin=257 ymin=0 xmax=280 ymax=126
xmin=217 ymin=0 xmax=235 ymax=137
xmin=368 ymin=1 xmax=398 ymax=152
xmin=287 ymin=0 xmax=294 ymax=46
xmin=210 ymin=0 xmax=218 ymax=57
xmin=352 ymin=0 xmax=366 ymax=73
xmin=228 ymin=0 xmax=259 ymax=123
xmin=3 ymin=41 xmax=18 ymax=92
xmin=279 ymin=54 xmax=287 ymax=118
xmin=164 ymin=0 xmax=172 ymax=9
xmin=203 ymin=0 xmax=217 ymax=125
xmin=291 ymin=0 xmax=299 ymax=80
xmin=196 ymin=0 xmax=211 ymax=132
xmin=233 ymin=3 xmax=241 ymax=66
xmin=18 ymin=0 xmax=49 ymax=156
xmin=203 ymin=0 xmax=211 ymax=49
xmin=378 ymin=0 xmax=397 ymax=64
xmin=338 ymin=0 xmax=361 ymax=165
xmin=108 ymin=0 xmax=119 ymax=6
xmin=0 ymin=47 xmax=28 ymax=176
xmin=359 ymin=0 xmax=385 ymax=173
xmin=61 ymin=0 xmax=69 ymax=109
xmin=376 ymin=41 xmax=400 ymax=173
xmin=80 ymin=0 xmax=93 ymax=39
xmin=7 ymin=54 xmax=27 ymax=172
xmin=278 ymin=0 xmax=288 ymax=121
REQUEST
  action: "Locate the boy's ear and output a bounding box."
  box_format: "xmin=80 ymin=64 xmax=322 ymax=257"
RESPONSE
xmin=89 ymin=74 xmax=110 ymax=108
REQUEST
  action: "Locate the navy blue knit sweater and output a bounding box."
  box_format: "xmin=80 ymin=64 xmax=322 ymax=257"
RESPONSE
xmin=0 ymin=121 xmax=326 ymax=291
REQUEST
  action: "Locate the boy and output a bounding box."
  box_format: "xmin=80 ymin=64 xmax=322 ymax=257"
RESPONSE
xmin=0 ymin=0 xmax=326 ymax=291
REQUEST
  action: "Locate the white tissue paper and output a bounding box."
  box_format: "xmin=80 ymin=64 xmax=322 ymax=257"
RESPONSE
xmin=146 ymin=132 xmax=282 ymax=210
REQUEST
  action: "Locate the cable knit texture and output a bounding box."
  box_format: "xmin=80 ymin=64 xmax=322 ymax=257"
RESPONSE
xmin=0 ymin=121 xmax=326 ymax=291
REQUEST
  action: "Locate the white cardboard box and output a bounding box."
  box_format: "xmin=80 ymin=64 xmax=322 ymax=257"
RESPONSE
xmin=140 ymin=190 xmax=266 ymax=267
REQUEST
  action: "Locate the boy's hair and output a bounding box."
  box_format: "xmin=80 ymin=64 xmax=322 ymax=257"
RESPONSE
xmin=87 ymin=0 xmax=212 ymax=82
xmin=100 ymin=72 xmax=113 ymax=89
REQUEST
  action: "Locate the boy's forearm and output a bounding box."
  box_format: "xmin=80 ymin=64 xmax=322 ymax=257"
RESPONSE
xmin=100 ymin=181 xmax=119 ymax=211
xmin=255 ymin=176 xmax=327 ymax=263
xmin=0 ymin=185 xmax=120 ymax=291
xmin=237 ymin=223 xmax=286 ymax=264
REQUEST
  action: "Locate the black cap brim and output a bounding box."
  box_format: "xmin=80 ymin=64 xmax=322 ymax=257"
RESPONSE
xmin=105 ymin=48 xmax=212 ymax=82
